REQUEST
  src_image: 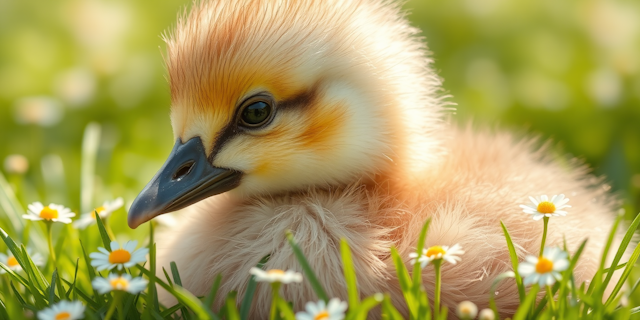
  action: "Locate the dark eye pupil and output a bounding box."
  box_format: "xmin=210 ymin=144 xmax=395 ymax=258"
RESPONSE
xmin=241 ymin=101 xmax=271 ymax=125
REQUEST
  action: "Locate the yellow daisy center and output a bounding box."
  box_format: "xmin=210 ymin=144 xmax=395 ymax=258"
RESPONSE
xmin=267 ymin=269 xmax=285 ymax=276
xmin=91 ymin=206 xmax=106 ymax=219
xmin=425 ymin=246 xmax=446 ymax=258
xmin=459 ymin=305 xmax=473 ymax=314
xmin=535 ymin=257 xmax=554 ymax=273
xmin=55 ymin=311 xmax=71 ymax=320
xmin=108 ymin=249 xmax=132 ymax=264
xmin=39 ymin=206 xmax=59 ymax=220
xmin=7 ymin=256 xmax=19 ymax=267
xmin=314 ymin=310 xmax=329 ymax=320
xmin=537 ymin=201 xmax=556 ymax=214
xmin=110 ymin=277 xmax=130 ymax=290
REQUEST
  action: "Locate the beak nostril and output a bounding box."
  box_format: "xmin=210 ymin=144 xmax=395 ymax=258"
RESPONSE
xmin=173 ymin=161 xmax=195 ymax=181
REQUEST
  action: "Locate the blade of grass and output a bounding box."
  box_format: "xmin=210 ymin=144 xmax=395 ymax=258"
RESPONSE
xmin=416 ymin=288 xmax=431 ymax=320
xmin=501 ymin=221 xmax=526 ymax=301
xmin=0 ymin=171 xmax=26 ymax=235
xmin=556 ymin=239 xmax=587 ymax=315
xmin=204 ymin=274 xmax=222 ymax=310
xmin=285 ymin=231 xmax=328 ymax=302
xmin=602 ymin=262 xmax=627 ymax=273
xmin=532 ymin=282 xmax=560 ymax=319
xmin=0 ymin=230 xmax=47 ymax=308
xmin=627 ymin=276 xmax=640 ymax=297
xmin=160 ymin=303 xmax=184 ymax=317
xmin=170 ymin=262 xmax=191 ymax=320
xmin=602 ymin=212 xmax=640 ymax=290
xmin=352 ymin=294 xmax=383 ymax=320
xmin=49 ymin=270 xmax=57 ymax=305
xmin=605 ymin=242 xmax=640 ymax=306
xmin=588 ymin=214 xmax=623 ymax=295
xmin=18 ymin=257 xmax=47 ymax=308
xmin=94 ymin=213 xmax=112 ymax=249
xmin=160 ymin=303 xmax=182 ymax=319
xmin=240 ymin=255 xmax=270 ymax=320
xmin=275 ymin=296 xmax=296 ymax=320
xmin=437 ymin=306 xmax=449 ymax=320
xmin=513 ymin=285 xmax=540 ymax=320
xmin=170 ymin=262 xmax=182 ymax=286
xmin=411 ymin=219 xmax=431 ymax=292
xmin=149 ymin=242 xmax=160 ymax=314
xmin=61 ymin=278 xmax=101 ymax=309
xmin=0 ymin=263 xmax=30 ymax=288
xmin=340 ymin=238 xmax=360 ymax=309
xmin=65 ymin=260 xmax=80 ymax=300
xmin=225 ymin=294 xmax=240 ymax=320
xmin=136 ymin=265 xmax=220 ymax=320
xmin=411 ymin=219 xmax=431 ymax=320
xmin=390 ymin=246 xmax=417 ymax=318
xmin=10 ymin=282 xmax=38 ymax=312
xmin=121 ymin=294 xmax=138 ymax=320
xmin=0 ymin=299 xmax=9 ymax=320
xmin=0 ymin=228 xmax=28 ymax=274
xmin=20 ymin=245 xmax=49 ymax=292
xmin=381 ymin=294 xmax=404 ymax=320
xmin=80 ymin=240 xmax=105 ymax=304
xmin=162 ymin=267 xmax=174 ymax=288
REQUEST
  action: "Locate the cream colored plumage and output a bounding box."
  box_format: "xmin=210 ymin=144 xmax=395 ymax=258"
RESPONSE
xmin=132 ymin=0 xmax=620 ymax=318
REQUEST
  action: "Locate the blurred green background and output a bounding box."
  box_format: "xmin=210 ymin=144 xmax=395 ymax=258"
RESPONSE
xmin=0 ymin=0 xmax=639 ymax=218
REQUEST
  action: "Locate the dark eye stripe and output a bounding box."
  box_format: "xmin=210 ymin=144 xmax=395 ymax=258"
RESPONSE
xmin=208 ymin=86 xmax=319 ymax=162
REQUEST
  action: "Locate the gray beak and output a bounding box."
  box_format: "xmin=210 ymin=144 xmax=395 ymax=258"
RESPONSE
xmin=128 ymin=137 xmax=242 ymax=228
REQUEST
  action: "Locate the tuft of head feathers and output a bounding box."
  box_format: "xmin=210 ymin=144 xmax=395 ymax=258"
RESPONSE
xmin=163 ymin=0 xmax=447 ymax=197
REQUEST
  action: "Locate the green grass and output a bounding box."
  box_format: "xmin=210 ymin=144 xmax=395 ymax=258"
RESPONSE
xmin=0 ymin=125 xmax=639 ymax=320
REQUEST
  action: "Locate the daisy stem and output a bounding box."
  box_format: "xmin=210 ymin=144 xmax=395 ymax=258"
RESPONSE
xmin=45 ymin=222 xmax=58 ymax=270
xmin=546 ymin=285 xmax=556 ymax=312
xmin=540 ymin=217 xmax=549 ymax=256
xmin=270 ymin=282 xmax=281 ymax=320
xmin=434 ymin=260 xmax=442 ymax=318
xmin=105 ymin=291 xmax=124 ymax=320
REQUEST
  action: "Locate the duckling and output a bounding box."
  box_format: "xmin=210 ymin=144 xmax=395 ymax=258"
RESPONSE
xmin=127 ymin=0 xmax=619 ymax=317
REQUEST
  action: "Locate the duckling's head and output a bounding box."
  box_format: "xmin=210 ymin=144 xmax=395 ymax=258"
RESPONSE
xmin=128 ymin=0 xmax=446 ymax=228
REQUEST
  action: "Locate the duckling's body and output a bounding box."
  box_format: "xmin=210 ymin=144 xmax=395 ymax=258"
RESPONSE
xmin=126 ymin=0 xmax=619 ymax=318
xmin=157 ymin=127 xmax=615 ymax=317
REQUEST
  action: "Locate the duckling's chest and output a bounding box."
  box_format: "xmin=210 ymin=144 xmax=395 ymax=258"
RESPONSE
xmin=157 ymin=185 xmax=400 ymax=305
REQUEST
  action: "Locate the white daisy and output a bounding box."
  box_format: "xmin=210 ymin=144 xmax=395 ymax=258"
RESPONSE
xmin=518 ymin=247 xmax=569 ymax=287
xmin=520 ymin=194 xmax=570 ymax=221
xmin=92 ymin=273 xmax=148 ymax=294
xmin=295 ymin=298 xmax=348 ymax=320
xmin=409 ymin=244 xmax=464 ymax=269
xmin=478 ymin=308 xmax=495 ymax=320
xmin=249 ymin=267 xmax=303 ymax=284
xmin=37 ymin=300 xmax=85 ymax=320
xmin=0 ymin=250 xmax=45 ymax=274
xmin=89 ymin=240 xmax=148 ymax=271
xmin=456 ymin=301 xmax=478 ymax=320
xmin=23 ymin=202 xmax=75 ymax=224
xmin=73 ymin=198 xmax=124 ymax=229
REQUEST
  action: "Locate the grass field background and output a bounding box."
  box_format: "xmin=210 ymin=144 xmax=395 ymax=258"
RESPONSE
xmin=0 ymin=0 xmax=638 ymax=318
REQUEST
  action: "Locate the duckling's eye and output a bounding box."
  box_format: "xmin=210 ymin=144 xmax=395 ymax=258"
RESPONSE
xmin=239 ymin=100 xmax=272 ymax=127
